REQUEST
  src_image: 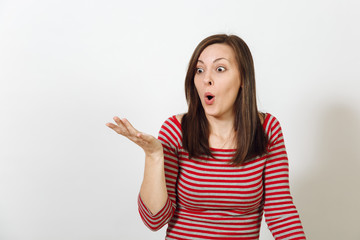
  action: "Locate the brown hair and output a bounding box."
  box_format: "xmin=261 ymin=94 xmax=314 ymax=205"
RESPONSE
xmin=181 ymin=34 xmax=268 ymax=165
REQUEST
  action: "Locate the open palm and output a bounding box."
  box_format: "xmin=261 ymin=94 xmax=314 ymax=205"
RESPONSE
xmin=106 ymin=117 xmax=163 ymax=156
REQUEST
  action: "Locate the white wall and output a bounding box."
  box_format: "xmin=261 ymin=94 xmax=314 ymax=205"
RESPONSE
xmin=1 ymin=0 xmax=359 ymax=239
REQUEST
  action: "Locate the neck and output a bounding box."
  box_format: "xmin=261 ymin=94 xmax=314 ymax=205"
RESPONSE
xmin=206 ymin=113 xmax=236 ymax=149
xmin=207 ymin=116 xmax=234 ymax=136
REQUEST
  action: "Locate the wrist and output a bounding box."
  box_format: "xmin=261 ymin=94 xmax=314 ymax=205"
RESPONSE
xmin=145 ymin=151 xmax=164 ymax=164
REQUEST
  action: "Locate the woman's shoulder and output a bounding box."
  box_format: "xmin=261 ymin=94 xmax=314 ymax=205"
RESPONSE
xmin=162 ymin=113 xmax=184 ymax=126
xmin=159 ymin=114 xmax=184 ymax=148
xmin=261 ymin=112 xmax=285 ymax=144
xmin=160 ymin=113 xmax=184 ymax=134
xmin=261 ymin=112 xmax=281 ymax=128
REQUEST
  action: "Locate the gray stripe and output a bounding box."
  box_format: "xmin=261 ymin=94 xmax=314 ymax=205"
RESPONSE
xmin=265 ymin=204 xmax=296 ymax=212
xmin=174 ymin=215 xmax=262 ymax=223
xmin=179 ymin=174 xmax=263 ymax=190
xmin=180 ymin=170 xmax=263 ymax=181
xmin=177 ymin=186 xmax=263 ymax=202
xmin=167 ymin=223 xmax=260 ymax=239
xmin=179 ymin=165 xmax=265 ymax=177
xmin=179 ymin=157 xmax=266 ymax=171
xmin=171 ymin=217 xmax=261 ymax=229
xmin=265 ymin=170 xmax=289 ymax=179
xmin=272 ymin=223 xmax=305 ymax=237
xmin=264 ymin=193 xmax=292 ymax=200
xmin=267 ymin=150 xmax=287 ymax=159
xmin=263 ymin=182 xmax=290 ymax=189
xmin=180 ymin=172 xmax=263 ymax=186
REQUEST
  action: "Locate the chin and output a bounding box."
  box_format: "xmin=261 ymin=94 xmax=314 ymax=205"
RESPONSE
xmin=203 ymin=109 xmax=220 ymax=118
xmin=204 ymin=108 xmax=234 ymax=120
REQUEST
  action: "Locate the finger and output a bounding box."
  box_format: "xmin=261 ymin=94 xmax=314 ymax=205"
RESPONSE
xmin=113 ymin=116 xmax=130 ymax=135
xmin=105 ymin=122 xmax=125 ymax=135
xmin=106 ymin=122 xmax=117 ymax=129
xmin=107 ymin=117 xmax=152 ymax=147
xmin=113 ymin=116 xmax=123 ymax=126
xmin=121 ymin=118 xmax=140 ymax=136
xmin=106 ymin=117 xmax=130 ymax=136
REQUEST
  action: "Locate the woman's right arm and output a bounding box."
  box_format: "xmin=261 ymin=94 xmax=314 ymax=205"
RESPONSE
xmin=139 ymin=150 xmax=168 ymax=215
xmin=106 ymin=116 xmax=175 ymax=230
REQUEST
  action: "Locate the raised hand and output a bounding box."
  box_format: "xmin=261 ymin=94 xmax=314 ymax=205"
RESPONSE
xmin=106 ymin=117 xmax=163 ymax=157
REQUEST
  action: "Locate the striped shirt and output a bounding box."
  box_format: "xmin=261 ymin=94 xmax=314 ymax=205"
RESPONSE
xmin=138 ymin=113 xmax=306 ymax=239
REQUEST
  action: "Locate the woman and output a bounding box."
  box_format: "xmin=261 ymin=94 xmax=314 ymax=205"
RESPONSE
xmin=106 ymin=34 xmax=306 ymax=239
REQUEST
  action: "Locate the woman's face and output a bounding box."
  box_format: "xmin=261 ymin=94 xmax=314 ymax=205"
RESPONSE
xmin=194 ymin=43 xmax=241 ymax=120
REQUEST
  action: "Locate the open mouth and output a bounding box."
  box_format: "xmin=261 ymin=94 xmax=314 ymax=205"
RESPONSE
xmin=206 ymin=95 xmax=214 ymax=100
xmin=205 ymin=92 xmax=215 ymax=99
xmin=204 ymin=92 xmax=215 ymax=104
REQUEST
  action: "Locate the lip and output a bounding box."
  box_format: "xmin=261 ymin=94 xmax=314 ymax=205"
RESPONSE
xmin=204 ymin=92 xmax=215 ymax=105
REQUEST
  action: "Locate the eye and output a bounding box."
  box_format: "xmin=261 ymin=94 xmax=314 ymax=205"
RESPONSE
xmin=196 ymin=68 xmax=204 ymax=74
xmin=217 ymin=66 xmax=226 ymax=72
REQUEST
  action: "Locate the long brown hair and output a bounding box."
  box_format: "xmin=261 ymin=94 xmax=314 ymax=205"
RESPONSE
xmin=181 ymin=34 xmax=268 ymax=165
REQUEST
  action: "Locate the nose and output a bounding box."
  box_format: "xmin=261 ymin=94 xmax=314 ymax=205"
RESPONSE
xmin=203 ymin=71 xmax=213 ymax=86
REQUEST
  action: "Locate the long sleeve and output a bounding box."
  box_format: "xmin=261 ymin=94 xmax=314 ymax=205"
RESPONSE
xmin=264 ymin=116 xmax=306 ymax=239
xmin=138 ymin=116 xmax=180 ymax=231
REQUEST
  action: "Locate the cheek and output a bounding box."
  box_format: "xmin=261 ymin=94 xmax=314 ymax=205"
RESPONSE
xmin=228 ymin=88 xmax=240 ymax=102
xmin=222 ymin=84 xmax=240 ymax=104
xmin=223 ymin=78 xmax=240 ymax=94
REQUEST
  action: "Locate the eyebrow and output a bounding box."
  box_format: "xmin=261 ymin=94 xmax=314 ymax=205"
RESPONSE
xmin=197 ymin=57 xmax=230 ymax=64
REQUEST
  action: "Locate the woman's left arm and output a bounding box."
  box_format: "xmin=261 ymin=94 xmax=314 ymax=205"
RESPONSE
xmin=263 ymin=117 xmax=306 ymax=240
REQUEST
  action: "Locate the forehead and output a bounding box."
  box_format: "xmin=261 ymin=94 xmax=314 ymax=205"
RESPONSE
xmin=198 ymin=43 xmax=235 ymax=61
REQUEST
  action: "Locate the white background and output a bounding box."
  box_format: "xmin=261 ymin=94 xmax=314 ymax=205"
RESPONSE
xmin=1 ymin=0 xmax=360 ymax=239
